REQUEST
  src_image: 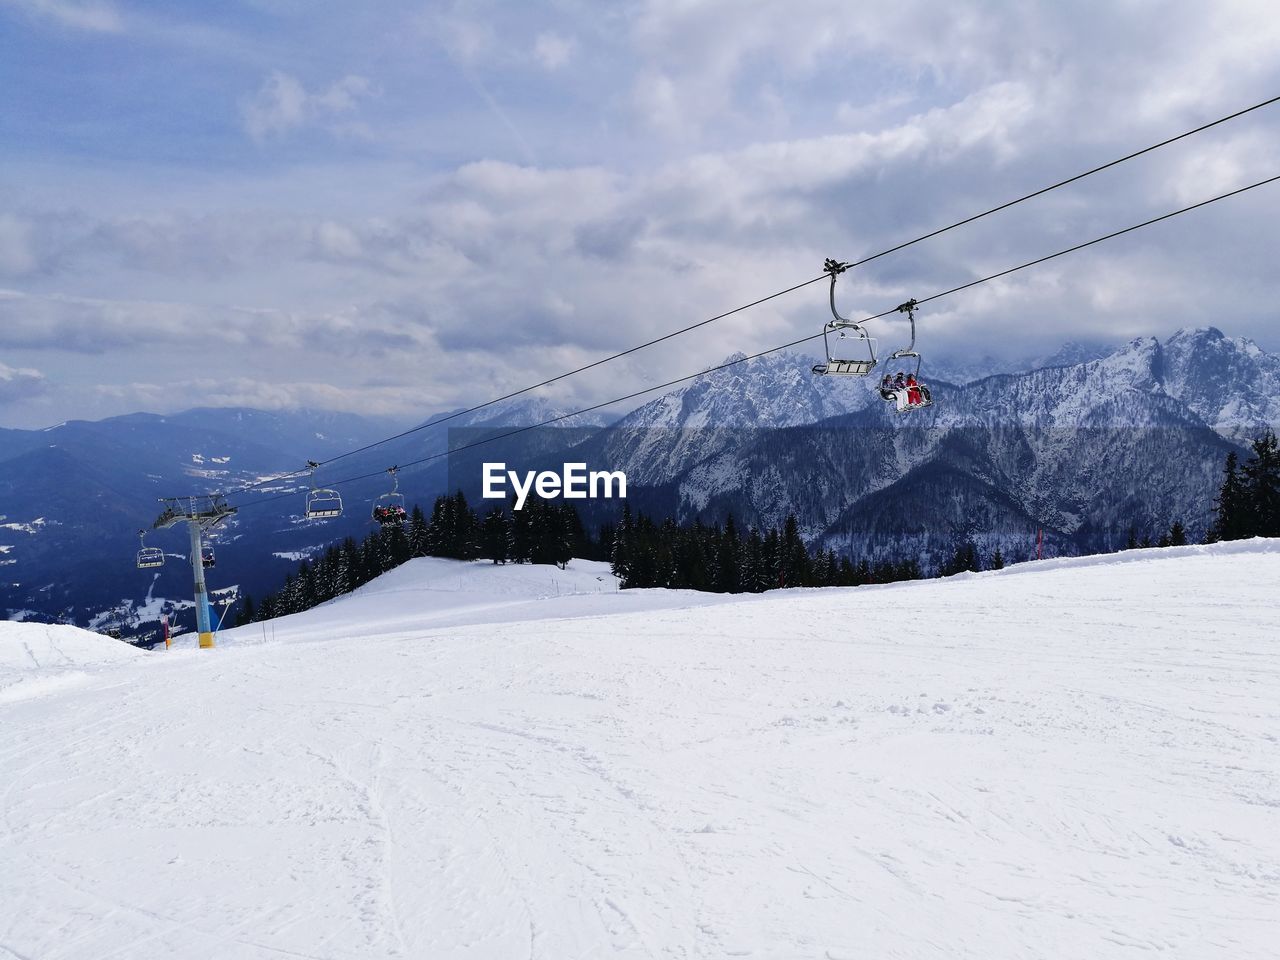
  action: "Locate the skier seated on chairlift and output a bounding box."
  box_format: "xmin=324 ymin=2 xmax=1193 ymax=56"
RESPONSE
xmin=879 ymin=372 xmax=906 ymax=411
xmin=892 ymin=371 xmax=909 ymax=411
xmin=910 ymin=374 xmax=932 ymax=406
xmin=879 ymin=370 xmax=930 ymax=411
xmin=906 ymin=374 xmax=923 ymax=407
xmin=375 ymin=503 xmax=406 ymax=524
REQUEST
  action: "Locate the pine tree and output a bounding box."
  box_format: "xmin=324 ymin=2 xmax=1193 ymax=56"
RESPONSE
xmin=342 ymin=537 xmax=365 ymax=590
xmin=1211 ymin=451 xmax=1249 ymax=541
xmin=741 ymin=528 xmax=763 ymax=592
xmin=717 ymin=515 xmax=742 ymax=593
xmin=763 ymin=528 xmax=782 ymax=588
xmin=408 ymin=505 xmax=429 ymax=557
xmin=941 ymin=538 xmax=979 ymax=576
xmin=547 ymin=503 xmax=574 ymax=569
xmin=990 ymin=547 xmax=1005 ymax=570
xmin=836 ymin=556 xmax=855 ymax=586
xmin=480 ymin=508 xmax=510 ymax=563
xmin=1168 ymin=520 xmax=1187 ymax=546
xmin=780 ymin=514 xmax=810 ymax=587
xmin=386 ymin=523 xmax=412 ymax=568
xmin=237 ymin=594 xmax=256 ymax=626
xmin=610 ymin=504 xmax=634 ymax=582
xmin=1243 ymin=429 xmax=1280 ymax=537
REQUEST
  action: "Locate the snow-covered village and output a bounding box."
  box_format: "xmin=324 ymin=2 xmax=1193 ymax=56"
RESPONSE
xmin=2 ymin=3 xmax=1279 ymax=958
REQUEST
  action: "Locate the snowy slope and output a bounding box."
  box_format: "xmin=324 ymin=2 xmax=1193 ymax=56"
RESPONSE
xmin=2 ymin=545 xmax=1279 ymax=959
xmin=192 ymin=556 xmax=738 ymax=648
xmin=0 ymin=620 xmax=139 ymax=703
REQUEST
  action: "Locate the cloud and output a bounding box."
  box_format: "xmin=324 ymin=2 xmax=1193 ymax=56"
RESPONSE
xmin=418 ymin=5 xmax=496 ymax=64
xmin=92 ymin=377 xmax=439 ymax=417
xmin=0 ymin=215 xmax=38 ymax=277
xmin=240 ymin=71 xmax=374 ymax=141
xmin=1 ymin=0 xmax=122 ymax=32
xmin=0 ymin=288 xmax=430 ymax=356
xmin=0 ymin=360 xmax=47 ymax=404
xmin=533 ymin=31 xmax=574 ymax=70
xmin=6 ymin=0 xmax=1280 ymax=429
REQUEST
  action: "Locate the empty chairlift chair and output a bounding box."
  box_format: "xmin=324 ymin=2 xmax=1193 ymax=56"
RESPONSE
xmin=306 ymin=488 xmax=343 ymax=519
xmin=136 ymin=530 xmax=164 ymax=569
xmin=812 ymin=258 xmax=878 ymax=378
xmin=304 ymin=462 xmax=343 ymax=519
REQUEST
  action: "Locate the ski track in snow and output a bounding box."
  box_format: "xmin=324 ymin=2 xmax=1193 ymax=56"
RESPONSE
xmin=2 ymin=545 xmax=1279 ymax=958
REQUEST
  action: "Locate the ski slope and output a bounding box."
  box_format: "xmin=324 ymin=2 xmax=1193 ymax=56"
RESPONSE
xmin=189 ymin=557 xmax=738 ymax=649
xmin=2 ymin=543 xmax=1279 ymax=959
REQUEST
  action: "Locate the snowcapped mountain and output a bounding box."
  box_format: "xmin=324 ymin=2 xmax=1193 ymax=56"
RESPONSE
xmin=582 ymin=327 xmax=1271 ymax=561
xmin=583 ymin=350 xmax=878 ymax=487
xmin=1156 ymin=327 xmax=1280 ymax=438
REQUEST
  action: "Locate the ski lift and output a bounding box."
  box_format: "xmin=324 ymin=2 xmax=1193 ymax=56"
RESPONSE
xmin=812 ymin=258 xmax=877 ymax=377
xmin=372 ymin=466 xmax=407 ymax=526
xmin=136 ymin=530 xmax=164 ymax=569
xmin=304 ymin=461 xmax=343 ymax=519
xmin=201 ymin=545 xmax=216 ymax=568
xmin=879 ymin=298 xmax=934 ymax=412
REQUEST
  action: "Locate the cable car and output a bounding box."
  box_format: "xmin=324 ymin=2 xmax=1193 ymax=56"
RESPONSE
xmin=812 ymin=259 xmax=878 ymax=377
xmin=201 ymin=545 xmax=216 ymax=568
xmin=878 ymin=298 xmax=934 ymax=412
xmin=372 ymin=466 xmax=407 ymax=526
xmin=304 ymin=461 xmax=343 ymax=519
xmin=136 ymin=530 xmax=164 ymax=569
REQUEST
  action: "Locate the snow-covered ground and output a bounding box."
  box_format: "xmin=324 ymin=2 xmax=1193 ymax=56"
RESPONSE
xmin=2 ymin=543 xmax=1279 ymax=959
xmin=0 ymin=620 xmax=140 ymax=704
xmin=198 ymin=556 xmax=737 ymax=649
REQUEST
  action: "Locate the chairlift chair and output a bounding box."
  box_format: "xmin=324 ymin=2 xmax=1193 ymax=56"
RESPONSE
xmin=812 ymin=259 xmax=878 ymax=377
xmin=201 ymin=546 xmax=216 ymax=568
xmin=372 ymin=466 xmax=407 ymax=526
xmin=306 ymin=489 xmax=343 ymax=519
xmin=304 ymin=462 xmax=343 ymax=519
xmin=883 ymin=298 xmax=934 ymax=412
xmin=136 ymin=530 xmax=164 ymax=569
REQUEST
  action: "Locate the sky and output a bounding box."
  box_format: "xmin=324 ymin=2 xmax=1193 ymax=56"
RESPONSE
xmin=2 ymin=0 xmax=1279 ymax=429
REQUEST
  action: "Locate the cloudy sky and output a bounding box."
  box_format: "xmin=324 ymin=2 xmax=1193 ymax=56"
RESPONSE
xmin=2 ymin=0 xmax=1279 ymax=428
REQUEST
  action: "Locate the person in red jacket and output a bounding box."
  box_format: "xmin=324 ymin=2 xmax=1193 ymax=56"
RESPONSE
xmin=906 ymin=374 xmax=923 ymax=407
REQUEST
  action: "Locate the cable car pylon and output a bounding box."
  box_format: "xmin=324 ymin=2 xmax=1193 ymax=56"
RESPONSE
xmin=152 ymin=494 xmax=236 ymax=649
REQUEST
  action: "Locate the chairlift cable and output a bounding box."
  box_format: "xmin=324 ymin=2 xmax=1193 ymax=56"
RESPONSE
xmin=219 ymin=93 xmax=1280 ymax=497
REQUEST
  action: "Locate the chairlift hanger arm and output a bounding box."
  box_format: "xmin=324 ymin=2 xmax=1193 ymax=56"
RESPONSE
xmin=825 ymin=259 xmax=858 ymax=329
xmin=890 ymin=298 xmax=919 ymax=358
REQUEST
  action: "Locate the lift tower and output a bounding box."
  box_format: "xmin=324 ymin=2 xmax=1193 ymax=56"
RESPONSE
xmin=153 ymin=494 xmax=236 ymax=649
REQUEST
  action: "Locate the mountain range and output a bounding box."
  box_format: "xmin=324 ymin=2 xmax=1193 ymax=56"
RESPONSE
xmin=1 ymin=326 xmax=1276 ymax=631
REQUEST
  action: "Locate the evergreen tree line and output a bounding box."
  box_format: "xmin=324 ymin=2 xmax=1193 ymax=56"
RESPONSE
xmin=241 ymin=430 xmax=1280 ymax=626
xmin=1208 ymin=429 xmax=1280 ymax=542
xmin=1124 ymin=520 xmax=1188 ymax=550
xmin=609 ymin=505 xmax=922 ymax=591
xmin=240 ymin=494 xmax=932 ymax=623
